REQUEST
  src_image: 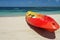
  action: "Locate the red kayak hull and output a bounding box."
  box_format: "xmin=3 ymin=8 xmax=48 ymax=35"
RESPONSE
xmin=26 ymin=11 xmax=60 ymax=32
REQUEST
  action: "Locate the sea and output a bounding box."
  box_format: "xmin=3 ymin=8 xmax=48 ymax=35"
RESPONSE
xmin=0 ymin=7 xmax=60 ymax=16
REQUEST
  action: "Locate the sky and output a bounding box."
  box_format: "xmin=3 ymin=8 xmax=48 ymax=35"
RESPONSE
xmin=0 ymin=0 xmax=60 ymax=7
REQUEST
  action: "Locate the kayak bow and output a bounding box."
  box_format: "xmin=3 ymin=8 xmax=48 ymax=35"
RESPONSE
xmin=25 ymin=11 xmax=60 ymax=32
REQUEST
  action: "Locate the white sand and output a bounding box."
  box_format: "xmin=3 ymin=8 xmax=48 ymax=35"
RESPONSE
xmin=0 ymin=14 xmax=60 ymax=40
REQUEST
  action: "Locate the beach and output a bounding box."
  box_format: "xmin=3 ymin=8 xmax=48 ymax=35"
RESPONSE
xmin=0 ymin=14 xmax=60 ymax=40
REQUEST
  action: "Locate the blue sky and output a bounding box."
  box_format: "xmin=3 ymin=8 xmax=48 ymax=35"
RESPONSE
xmin=0 ymin=0 xmax=60 ymax=7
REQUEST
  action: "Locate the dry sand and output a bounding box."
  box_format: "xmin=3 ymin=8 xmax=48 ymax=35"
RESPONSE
xmin=0 ymin=14 xmax=60 ymax=40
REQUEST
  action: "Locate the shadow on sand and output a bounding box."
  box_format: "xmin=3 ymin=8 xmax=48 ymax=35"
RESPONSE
xmin=27 ymin=22 xmax=56 ymax=39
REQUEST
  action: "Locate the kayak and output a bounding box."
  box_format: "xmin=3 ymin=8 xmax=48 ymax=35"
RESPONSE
xmin=25 ymin=11 xmax=60 ymax=32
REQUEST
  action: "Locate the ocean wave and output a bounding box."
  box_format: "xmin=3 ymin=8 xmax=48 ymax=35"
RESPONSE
xmin=0 ymin=7 xmax=60 ymax=12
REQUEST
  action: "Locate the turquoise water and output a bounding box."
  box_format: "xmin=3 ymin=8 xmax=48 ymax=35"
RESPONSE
xmin=38 ymin=11 xmax=60 ymax=14
xmin=0 ymin=7 xmax=60 ymax=16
